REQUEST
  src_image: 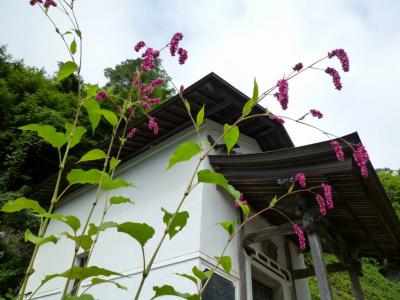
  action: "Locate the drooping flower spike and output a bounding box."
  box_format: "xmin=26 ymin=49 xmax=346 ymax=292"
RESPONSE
xmin=274 ymin=79 xmax=289 ymax=110
xmin=270 ymin=115 xmax=285 ymax=124
xmin=310 ymin=109 xmax=323 ymax=119
xmin=292 ymin=223 xmax=306 ymax=251
xmin=353 ymin=143 xmax=369 ymax=178
xmin=293 ymin=62 xmax=303 ymax=72
xmin=315 ymin=194 xmax=327 ymax=216
xmin=169 ymin=32 xmax=184 ymax=56
xmin=321 ymin=183 xmax=333 ymax=209
xmin=294 ymin=172 xmax=306 ymax=188
xmin=325 ymin=67 xmax=342 ymax=90
xmin=328 ymin=48 xmax=349 ymax=72
xmin=330 ymin=140 xmax=345 ymax=161
xmin=95 ymin=91 xmax=108 ymax=101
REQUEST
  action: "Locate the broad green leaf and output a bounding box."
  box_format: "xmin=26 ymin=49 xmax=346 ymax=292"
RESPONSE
xmin=1 ymin=197 xmax=46 ymax=215
xmin=269 ymin=196 xmax=278 ymax=208
xmin=151 ymin=285 xmax=199 ymax=300
xmin=252 ymin=77 xmax=259 ymax=102
xmin=166 ymin=142 xmax=201 ymax=170
xmin=101 ymin=109 xmax=118 ymax=127
xmin=227 ymin=185 xmax=241 ymax=200
xmin=183 ymin=99 xmax=191 ymax=113
xmin=215 ymin=256 xmax=232 ymax=274
xmin=67 ymin=169 xmax=104 ymax=186
xmin=240 ymin=203 xmax=250 ymax=217
xmin=110 ymin=196 xmax=133 ymax=205
xmin=117 ymin=222 xmax=155 ymax=247
xmin=86 ymin=84 xmax=99 ymax=97
xmin=288 ymin=182 xmax=295 ymax=193
xmin=223 ymin=124 xmax=239 ymax=155
xmin=78 ymin=149 xmax=107 ymax=163
xmin=161 ymin=208 xmax=189 ymax=239
xmin=175 ymin=273 xmax=198 ymax=285
xmin=84 ymin=98 xmax=102 ymax=134
xmin=46 ymin=214 xmax=81 ymax=232
xmin=192 ymin=266 xmax=213 ymax=281
xmin=20 ymin=124 xmax=66 ymax=149
xmin=197 ymin=169 xmax=229 ymax=191
xmin=242 ymin=99 xmax=254 ymax=117
xmin=91 ymin=278 xmax=127 ymax=290
xmin=102 ymin=177 xmax=132 ymax=191
xmin=70 ymin=39 xmax=77 ymax=54
xmin=67 ymin=295 xmax=95 ymax=300
xmin=63 ymin=232 xmax=93 ymax=251
xmin=57 ymin=61 xmax=78 ymax=82
xmin=64 ymin=123 xmax=87 ymax=149
xmin=109 ymin=157 xmax=121 ymax=171
xmin=41 ymin=266 xmax=123 ymax=287
xmin=196 ymin=105 xmax=205 ymax=127
xmin=25 ymin=229 xmax=58 ymax=246
xmin=218 ymin=221 xmax=236 ymax=236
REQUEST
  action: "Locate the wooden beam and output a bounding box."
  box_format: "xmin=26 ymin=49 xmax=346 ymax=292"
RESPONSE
xmin=243 ymin=220 xmax=303 ymax=246
xmin=348 ymin=264 xmax=365 ymax=300
xmin=292 ymin=263 xmax=346 ymax=279
xmin=308 ymin=231 xmax=333 ymax=300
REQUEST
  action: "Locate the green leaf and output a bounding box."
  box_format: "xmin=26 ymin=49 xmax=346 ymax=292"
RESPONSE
xmin=78 ymin=149 xmax=107 ymax=163
xmin=297 ymin=113 xmax=309 ymax=121
xmin=197 ymin=169 xmax=229 ymax=191
xmin=73 ymin=29 xmax=82 ymax=38
xmin=67 ymin=294 xmax=95 ymax=300
xmin=269 ymin=196 xmax=278 ymax=208
xmin=223 ymin=124 xmax=239 ymax=155
xmin=288 ymin=182 xmax=295 ymax=193
xmin=183 ymin=99 xmax=191 ymax=113
xmin=1 ymin=197 xmax=46 ymax=215
xmin=252 ymin=77 xmax=259 ymax=102
xmin=110 ymin=196 xmax=133 ymax=205
xmin=20 ymin=124 xmax=66 ymax=149
xmin=70 ymin=39 xmax=77 ymax=54
xmin=87 ymin=84 xmax=99 ymax=97
xmin=101 ymin=109 xmax=118 ymax=127
xmin=84 ymin=98 xmax=101 ymax=134
xmin=240 ymin=203 xmax=250 ymax=217
xmin=109 ymin=157 xmax=121 ymax=171
xmin=63 ymin=233 xmax=93 ymax=251
xmin=117 ymin=222 xmax=155 ymax=247
xmin=57 ymin=61 xmax=78 ymax=82
xmin=91 ymin=278 xmax=127 ymax=290
xmin=151 ymin=285 xmax=199 ymax=300
xmin=41 ymin=266 xmax=123 ymax=287
xmin=243 ymin=78 xmax=258 ymax=116
xmin=192 ymin=266 xmax=213 ymax=281
xmin=64 ymin=123 xmax=87 ymax=149
xmin=67 ymin=169 xmax=104 ymax=186
xmin=175 ymin=273 xmax=198 ymax=285
xmin=24 ymin=229 xmax=58 ymax=246
xmin=215 ymin=256 xmax=232 ymax=274
xmin=196 ymin=105 xmax=205 ymax=127
xmin=161 ymin=208 xmax=189 ymax=239
xmin=218 ymin=221 xmax=236 ymax=236
xmin=166 ymin=142 xmax=201 ymax=170
xmin=102 ymin=177 xmax=132 ymax=191
xmin=46 ymin=214 xmax=81 ymax=232
xmin=227 ymin=185 xmax=241 ymax=200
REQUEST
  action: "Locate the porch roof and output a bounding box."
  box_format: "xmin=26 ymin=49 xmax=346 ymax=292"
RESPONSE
xmin=209 ymin=132 xmax=400 ymax=259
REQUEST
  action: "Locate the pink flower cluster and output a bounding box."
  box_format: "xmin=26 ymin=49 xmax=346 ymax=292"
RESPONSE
xmin=292 ymin=223 xmax=306 ymax=251
xmin=141 ymin=48 xmax=160 ymax=72
xmin=310 ymin=109 xmax=323 ymax=119
xmin=29 ymin=0 xmax=42 ymax=5
xmin=134 ymin=41 xmax=145 ymax=52
xmin=148 ymin=116 xmax=159 ymax=135
xmin=325 ymin=67 xmax=342 ymax=90
xmin=178 ymin=48 xmax=188 ymax=65
xmin=315 ymin=194 xmax=327 ymax=216
xmin=330 ymin=140 xmax=345 ymax=161
xmin=169 ymin=33 xmax=183 ymax=56
xmin=234 ymin=193 xmax=248 ymax=208
xmin=328 ymin=48 xmax=349 ymax=72
xmin=353 ymin=143 xmax=369 ymax=178
xmin=294 ymin=172 xmax=306 ymax=188
xmin=95 ymin=91 xmax=108 ymax=101
xmin=274 ymin=79 xmax=289 ymax=110
xmin=270 ymin=115 xmax=285 ymax=124
xmin=29 ymin=0 xmax=56 ymax=7
xmin=151 ymin=78 xmax=164 ymax=87
xmin=315 ymin=183 xmax=334 ymax=215
xmin=293 ymin=62 xmax=303 ymax=72
xmin=127 ymin=128 xmax=137 ymax=139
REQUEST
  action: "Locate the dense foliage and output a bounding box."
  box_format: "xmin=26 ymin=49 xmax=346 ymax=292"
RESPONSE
xmin=0 ymin=46 xmax=171 ymax=298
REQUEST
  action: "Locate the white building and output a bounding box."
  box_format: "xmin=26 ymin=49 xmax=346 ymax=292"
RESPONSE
xmin=26 ymin=73 xmax=400 ymax=300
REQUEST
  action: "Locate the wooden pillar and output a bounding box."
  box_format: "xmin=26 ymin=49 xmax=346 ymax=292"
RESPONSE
xmin=348 ymin=265 xmax=364 ymax=300
xmin=284 ymin=239 xmax=298 ymax=300
xmin=308 ymin=231 xmax=333 ymax=300
xmin=237 ymin=211 xmax=247 ymax=300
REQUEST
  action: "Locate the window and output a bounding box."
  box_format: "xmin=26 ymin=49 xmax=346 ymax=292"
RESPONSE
xmin=202 ymin=272 xmax=235 ymax=300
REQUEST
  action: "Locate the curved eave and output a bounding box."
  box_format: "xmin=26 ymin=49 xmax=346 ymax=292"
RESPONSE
xmin=209 ymin=132 xmax=400 ymax=259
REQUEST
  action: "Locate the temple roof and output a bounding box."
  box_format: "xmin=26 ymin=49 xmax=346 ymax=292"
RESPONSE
xmin=209 ymin=132 xmax=400 ymax=259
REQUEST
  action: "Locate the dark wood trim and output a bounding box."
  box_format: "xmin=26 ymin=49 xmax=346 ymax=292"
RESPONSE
xmin=284 ymin=239 xmax=298 ymax=300
xmin=237 ymin=211 xmax=247 ymax=300
xmin=292 ymin=263 xmax=346 ymax=279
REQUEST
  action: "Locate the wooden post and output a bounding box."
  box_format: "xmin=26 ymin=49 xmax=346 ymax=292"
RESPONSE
xmin=308 ymin=231 xmax=333 ymax=300
xmin=348 ymin=265 xmax=364 ymax=300
xmin=284 ymin=239 xmax=298 ymax=300
xmin=237 ymin=211 xmax=247 ymax=300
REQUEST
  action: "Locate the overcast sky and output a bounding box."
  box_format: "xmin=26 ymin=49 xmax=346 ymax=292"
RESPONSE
xmin=1 ymin=0 xmax=399 ymax=169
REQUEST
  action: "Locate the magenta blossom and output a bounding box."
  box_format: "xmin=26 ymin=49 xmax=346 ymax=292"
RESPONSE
xmin=148 ymin=98 xmax=160 ymax=104
xmin=328 ymin=48 xmax=349 ymax=72
xmin=294 ymin=172 xmax=306 ymax=188
xmin=179 ymin=85 xmax=184 ymax=93
xmin=148 ymin=117 xmax=159 ymax=135
xmin=292 ymin=223 xmax=306 ymax=251
xmin=321 ymin=183 xmax=333 ymax=209
xmin=30 ymin=0 xmax=43 ymax=6
xmin=95 ymin=91 xmax=108 ymax=101
xmin=274 ymin=79 xmax=289 ymax=110
xmin=116 ymin=105 xmax=122 ymax=113
xmin=146 ymin=86 xmax=154 ymax=95
xmin=234 ymin=193 xmax=248 ymax=208
xmin=134 ymin=41 xmax=145 ymax=52
xmin=330 ymin=140 xmax=345 ymax=161
xmin=270 ymin=115 xmax=285 ymax=124
xmin=178 ymin=48 xmax=188 ymax=64
xmin=293 ymin=62 xmax=303 ymax=72
xmin=315 ymin=194 xmax=327 ymax=216
xmin=169 ymin=32 xmax=184 ymax=56
xmin=151 ymin=78 xmax=164 ymax=87
xmin=310 ymin=109 xmax=323 ymax=119
xmin=127 ymin=128 xmax=137 ymax=139
xmin=141 ymin=48 xmax=159 ymax=72
xmin=325 ymin=67 xmax=342 ymax=90
xmin=353 ymin=143 xmax=369 ymax=178
xmin=44 ymin=0 xmax=56 ymax=8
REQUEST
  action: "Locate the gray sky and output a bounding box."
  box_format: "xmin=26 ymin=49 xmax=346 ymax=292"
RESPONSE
xmin=1 ymin=0 xmax=399 ymax=169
